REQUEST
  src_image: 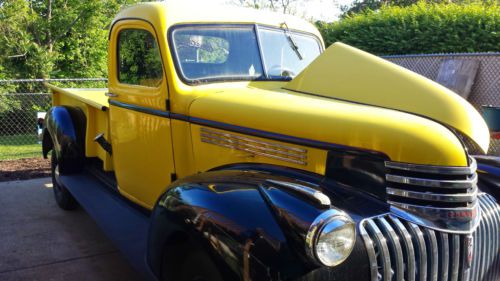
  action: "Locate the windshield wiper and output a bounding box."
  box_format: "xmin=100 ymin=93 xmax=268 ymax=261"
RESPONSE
xmin=281 ymin=22 xmax=303 ymax=61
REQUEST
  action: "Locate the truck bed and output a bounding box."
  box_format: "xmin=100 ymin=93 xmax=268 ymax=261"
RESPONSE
xmin=46 ymin=84 xmax=109 ymax=110
xmin=47 ymin=84 xmax=114 ymax=171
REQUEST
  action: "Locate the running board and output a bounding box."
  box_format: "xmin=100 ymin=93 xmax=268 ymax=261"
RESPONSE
xmin=59 ymin=172 xmax=157 ymax=281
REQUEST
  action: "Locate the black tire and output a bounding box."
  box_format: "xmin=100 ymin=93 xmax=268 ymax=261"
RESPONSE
xmin=162 ymin=247 xmax=224 ymax=281
xmin=51 ymin=153 xmax=78 ymax=210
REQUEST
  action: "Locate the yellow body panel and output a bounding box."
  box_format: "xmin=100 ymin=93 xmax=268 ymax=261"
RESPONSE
xmin=109 ymin=105 xmax=175 ymax=208
xmin=285 ymin=43 xmax=490 ymax=153
xmin=189 ymin=83 xmax=468 ymax=167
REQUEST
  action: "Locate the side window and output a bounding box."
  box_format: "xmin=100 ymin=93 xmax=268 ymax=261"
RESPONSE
xmin=118 ymin=29 xmax=163 ymax=87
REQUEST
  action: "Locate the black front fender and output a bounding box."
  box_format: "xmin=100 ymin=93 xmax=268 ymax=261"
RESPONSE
xmin=475 ymin=156 xmax=500 ymax=200
xmin=148 ymin=170 xmax=323 ymax=281
xmin=147 ymin=166 xmax=376 ymax=281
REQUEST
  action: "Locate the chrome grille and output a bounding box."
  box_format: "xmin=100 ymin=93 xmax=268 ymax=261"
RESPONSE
xmin=384 ymin=158 xmax=479 ymax=233
xmin=360 ymin=193 xmax=500 ymax=281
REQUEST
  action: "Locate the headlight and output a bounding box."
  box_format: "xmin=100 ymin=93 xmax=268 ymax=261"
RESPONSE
xmin=306 ymin=209 xmax=356 ymax=267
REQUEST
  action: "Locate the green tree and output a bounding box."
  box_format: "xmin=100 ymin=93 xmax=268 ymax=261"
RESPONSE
xmin=230 ymin=0 xmax=301 ymax=15
xmin=340 ymin=0 xmax=495 ymax=18
xmin=0 ymin=0 xmax=140 ymax=79
xmin=318 ymin=2 xmax=499 ymax=54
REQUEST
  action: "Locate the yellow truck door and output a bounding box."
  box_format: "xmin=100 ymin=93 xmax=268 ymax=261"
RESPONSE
xmin=107 ymin=19 xmax=175 ymax=209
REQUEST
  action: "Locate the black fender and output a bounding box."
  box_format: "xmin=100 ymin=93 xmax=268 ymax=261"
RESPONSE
xmin=475 ymin=156 xmax=500 ymax=200
xmin=147 ymin=164 xmax=382 ymax=281
xmin=43 ymin=106 xmax=86 ymax=173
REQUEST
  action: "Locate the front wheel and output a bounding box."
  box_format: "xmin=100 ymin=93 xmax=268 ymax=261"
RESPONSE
xmin=51 ymin=153 xmax=78 ymax=210
xmin=162 ymin=246 xmax=224 ymax=281
xmin=179 ymin=251 xmax=224 ymax=281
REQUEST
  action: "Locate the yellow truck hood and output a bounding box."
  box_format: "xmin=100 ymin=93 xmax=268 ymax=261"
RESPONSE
xmin=190 ymin=83 xmax=469 ymax=167
xmin=284 ymin=42 xmax=490 ymax=154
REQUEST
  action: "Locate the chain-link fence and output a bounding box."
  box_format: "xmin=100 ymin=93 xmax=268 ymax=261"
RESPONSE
xmin=0 ymin=53 xmax=498 ymax=161
xmin=385 ymin=53 xmax=500 ymax=156
xmin=0 ymin=78 xmax=107 ymax=160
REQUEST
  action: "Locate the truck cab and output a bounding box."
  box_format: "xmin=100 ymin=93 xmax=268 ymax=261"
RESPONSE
xmin=42 ymin=2 xmax=500 ymax=281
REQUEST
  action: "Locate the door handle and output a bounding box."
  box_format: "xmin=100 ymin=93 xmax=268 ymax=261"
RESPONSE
xmin=105 ymin=92 xmax=118 ymax=97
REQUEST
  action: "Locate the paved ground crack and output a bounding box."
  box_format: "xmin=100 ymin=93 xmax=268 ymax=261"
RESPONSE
xmin=0 ymin=250 xmax=119 ymax=274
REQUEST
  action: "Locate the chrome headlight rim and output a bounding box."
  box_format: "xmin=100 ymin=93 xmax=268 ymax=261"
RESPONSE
xmin=305 ymin=209 xmax=356 ymax=267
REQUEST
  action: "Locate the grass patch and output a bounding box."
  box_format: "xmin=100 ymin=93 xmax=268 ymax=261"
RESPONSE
xmin=0 ymin=134 xmax=42 ymax=160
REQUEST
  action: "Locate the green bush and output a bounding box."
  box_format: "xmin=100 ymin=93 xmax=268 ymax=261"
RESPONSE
xmin=317 ymin=2 xmax=499 ymax=55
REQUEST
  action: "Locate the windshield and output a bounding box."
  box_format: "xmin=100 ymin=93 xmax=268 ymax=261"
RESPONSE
xmin=258 ymin=27 xmax=321 ymax=79
xmin=171 ymin=25 xmax=321 ymax=84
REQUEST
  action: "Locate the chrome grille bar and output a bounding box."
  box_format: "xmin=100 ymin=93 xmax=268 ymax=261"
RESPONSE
xmin=423 ymin=228 xmax=438 ymax=281
xmin=471 ymin=194 xmax=500 ymax=281
xmin=384 ymin=158 xmax=477 ymax=175
xmin=438 ymin=233 xmax=449 ymax=281
xmin=365 ymin=220 xmax=392 ymax=281
xmin=389 ymin=216 xmax=416 ymax=281
xmin=379 ymin=217 xmax=404 ymax=281
xmin=386 ymin=186 xmax=477 ymax=202
xmin=359 ymin=224 xmax=378 ymax=281
xmin=360 ymin=193 xmax=500 ymax=281
xmin=384 ymin=158 xmax=479 ymax=233
xmin=407 ymin=222 xmax=427 ymax=281
xmin=449 ymin=235 xmax=459 ymax=281
xmin=385 ymin=173 xmax=477 ymax=189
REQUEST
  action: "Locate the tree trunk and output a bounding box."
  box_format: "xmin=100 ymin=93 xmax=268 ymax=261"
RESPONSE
xmin=47 ymin=0 xmax=53 ymax=53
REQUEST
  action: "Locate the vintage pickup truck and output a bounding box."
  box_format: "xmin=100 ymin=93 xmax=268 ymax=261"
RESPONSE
xmin=42 ymin=2 xmax=500 ymax=281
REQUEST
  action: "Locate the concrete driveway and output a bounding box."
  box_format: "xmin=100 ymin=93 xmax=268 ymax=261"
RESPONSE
xmin=0 ymin=178 xmax=141 ymax=281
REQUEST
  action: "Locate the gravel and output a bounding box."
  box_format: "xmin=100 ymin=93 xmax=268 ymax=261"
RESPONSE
xmin=0 ymin=158 xmax=51 ymax=182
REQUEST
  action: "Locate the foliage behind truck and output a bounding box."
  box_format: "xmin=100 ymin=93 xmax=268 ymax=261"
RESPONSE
xmin=42 ymin=2 xmax=500 ymax=281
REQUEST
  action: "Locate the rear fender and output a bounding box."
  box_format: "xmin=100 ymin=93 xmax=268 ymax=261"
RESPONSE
xmin=44 ymin=106 xmax=86 ymax=173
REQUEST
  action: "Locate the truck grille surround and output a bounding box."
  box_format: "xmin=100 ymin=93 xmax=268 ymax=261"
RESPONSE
xmin=359 ymin=193 xmax=500 ymax=281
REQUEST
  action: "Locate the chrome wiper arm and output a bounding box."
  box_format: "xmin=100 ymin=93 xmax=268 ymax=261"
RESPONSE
xmin=281 ymin=22 xmax=303 ymax=60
